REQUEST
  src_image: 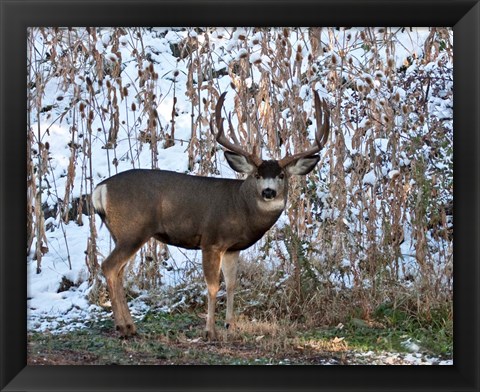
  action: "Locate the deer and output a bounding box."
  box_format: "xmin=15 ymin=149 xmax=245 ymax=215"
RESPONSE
xmin=91 ymin=90 xmax=330 ymax=340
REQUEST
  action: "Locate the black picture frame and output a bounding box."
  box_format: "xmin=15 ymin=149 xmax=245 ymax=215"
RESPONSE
xmin=1 ymin=0 xmax=479 ymax=391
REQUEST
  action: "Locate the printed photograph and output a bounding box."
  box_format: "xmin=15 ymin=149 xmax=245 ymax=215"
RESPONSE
xmin=27 ymin=27 xmax=453 ymax=365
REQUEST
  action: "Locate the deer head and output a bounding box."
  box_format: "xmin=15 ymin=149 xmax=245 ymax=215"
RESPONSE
xmin=212 ymin=90 xmax=330 ymax=209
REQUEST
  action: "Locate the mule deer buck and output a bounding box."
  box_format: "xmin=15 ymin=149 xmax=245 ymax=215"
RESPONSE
xmin=92 ymin=90 xmax=329 ymax=340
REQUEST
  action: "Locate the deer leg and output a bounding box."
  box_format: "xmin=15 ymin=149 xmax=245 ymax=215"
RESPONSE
xmin=202 ymin=248 xmax=223 ymax=341
xmin=101 ymin=243 xmax=141 ymax=337
xmin=221 ymin=251 xmax=240 ymax=330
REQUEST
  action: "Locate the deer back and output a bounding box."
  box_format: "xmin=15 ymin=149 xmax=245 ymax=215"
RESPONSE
xmin=93 ymin=169 xmax=285 ymax=252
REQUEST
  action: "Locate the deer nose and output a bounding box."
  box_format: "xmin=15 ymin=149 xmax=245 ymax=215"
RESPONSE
xmin=262 ymin=188 xmax=276 ymax=200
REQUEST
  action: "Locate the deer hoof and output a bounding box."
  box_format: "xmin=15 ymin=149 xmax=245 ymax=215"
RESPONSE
xmin=203 ymin=329 xmax=217 ymax=341
xmin=116 ymin=323 xmax=137 ymax=338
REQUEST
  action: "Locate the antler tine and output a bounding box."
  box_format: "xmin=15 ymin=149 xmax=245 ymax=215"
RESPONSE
xmin=278 ymin=90 xmax=330 ymax=168
xmin=213 ymin=92 xmax=262 ymax=166
xmin=227 ymin=113 xmax=241 ymax=146
xmin=226 ymin=112 xmax=263 ymax=164
xmin=317 ymin=94 xmax=330 ymax=148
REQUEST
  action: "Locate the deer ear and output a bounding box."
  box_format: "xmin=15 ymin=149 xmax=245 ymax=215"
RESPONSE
xmin=286 ymin=155 xmax=320 ymax=175
xmin=224 ymin=151 xmax=257 ymax=174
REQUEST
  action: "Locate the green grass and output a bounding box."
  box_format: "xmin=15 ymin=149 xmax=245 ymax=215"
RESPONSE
xmin=298 ymin=302 xmax=452 ymax=358
xmin=28 ymin=313 xmax=196 ymax=365
xmin=28 ymin=303 xmax=452 ymax=365
xmin=28 ymin=311 xmax=297 ymax=365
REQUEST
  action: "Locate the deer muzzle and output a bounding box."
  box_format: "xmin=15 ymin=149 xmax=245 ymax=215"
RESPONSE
xmin=262 ymin=188 xmax=277 ymax=200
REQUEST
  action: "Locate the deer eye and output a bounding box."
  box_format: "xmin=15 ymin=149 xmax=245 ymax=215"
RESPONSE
xmin=279 ymin=173 xmax=285 ymax=179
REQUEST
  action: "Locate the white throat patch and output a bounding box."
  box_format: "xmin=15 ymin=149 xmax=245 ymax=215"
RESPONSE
xmin=256 ymin=198 xmax=285 ymax=212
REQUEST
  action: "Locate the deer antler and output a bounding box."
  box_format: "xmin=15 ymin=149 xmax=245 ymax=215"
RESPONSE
xmin=278 ymin=90 xmax=330 ymax=168
xmin=211 ymin=92 xmax=263 ymax=166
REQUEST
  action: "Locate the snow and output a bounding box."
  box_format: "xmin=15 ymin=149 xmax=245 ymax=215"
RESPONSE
xmin=363 ymin=170 xmax=377 ymax=186
xmin=236 ymin=48 xmax=248 ymax=60
xmin=388 ymin=169 xmax=400 ymax=179
xmin=401 ymin=338 xmax=421 ymax=353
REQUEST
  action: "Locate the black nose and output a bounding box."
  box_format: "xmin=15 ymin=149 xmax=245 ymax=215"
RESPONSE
xmin=262 ymin=188 xmax=276 ymax=199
